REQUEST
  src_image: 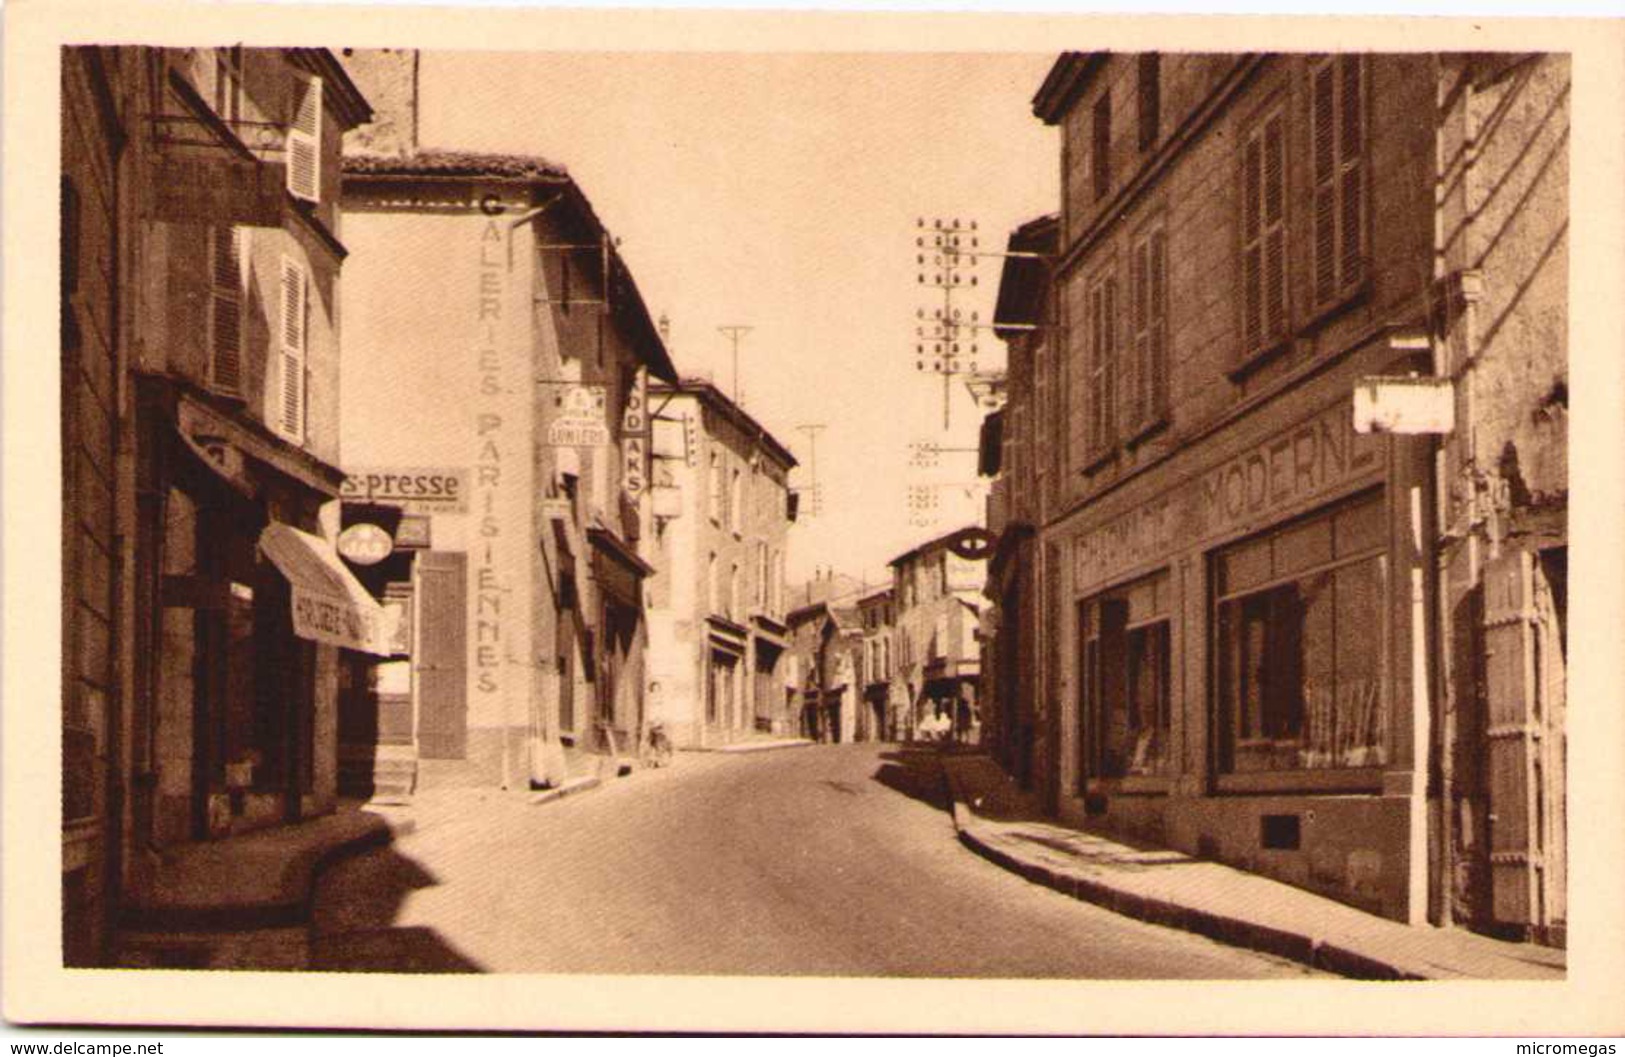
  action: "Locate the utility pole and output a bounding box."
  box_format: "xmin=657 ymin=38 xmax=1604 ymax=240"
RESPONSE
xmin=718 ymin=324 xmax=753 ymax=405
xmin=796 ymin=423 xmax=826 ymax=518
xmin=914 ymin=218 xmax=982 ymax=431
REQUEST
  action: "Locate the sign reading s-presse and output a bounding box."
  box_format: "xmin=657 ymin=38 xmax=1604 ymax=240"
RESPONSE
xmin=340 ymin=467 xmax=470 ymax=515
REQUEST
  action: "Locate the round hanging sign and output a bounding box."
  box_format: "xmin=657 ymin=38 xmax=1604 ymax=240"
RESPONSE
xmin=337 ymin=523 xmax=393 ymax=566
xmin=946 ymin=527 xmax=996 ymax=561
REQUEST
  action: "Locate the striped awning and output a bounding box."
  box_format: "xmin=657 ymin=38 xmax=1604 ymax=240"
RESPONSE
xmin=259 ymin=523 xmax=396 ymax=656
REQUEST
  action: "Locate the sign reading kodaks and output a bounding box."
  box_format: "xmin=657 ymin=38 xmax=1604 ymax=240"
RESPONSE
xmin=341 ymin=467 xmax=470 ymax=515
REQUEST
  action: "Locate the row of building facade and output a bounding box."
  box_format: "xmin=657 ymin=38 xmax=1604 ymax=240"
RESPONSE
xmin=783 ymin=529 xmax=987 ymax=747
xmin=59 ymin=45 xmax=801 ymax=966
xmin=977 ymin=52 xmax=1569 ymax=944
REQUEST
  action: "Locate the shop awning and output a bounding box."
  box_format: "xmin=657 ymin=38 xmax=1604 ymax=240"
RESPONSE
xmin=259 ymin=523 xmax=396 ymax=656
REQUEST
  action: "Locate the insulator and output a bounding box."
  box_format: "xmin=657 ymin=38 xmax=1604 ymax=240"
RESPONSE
xmin=917 ymin=275 xmax=925 ymax=284
xmin=971 ymin=276 xmax=978 ymax=286
xmin=970 ymin=220 xmax=978 ymax=230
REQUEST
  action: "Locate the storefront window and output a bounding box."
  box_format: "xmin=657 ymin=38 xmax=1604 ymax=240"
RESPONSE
xmin=1078 ymin=570 xmax=1171 ymax=782
xmin=1215 ymin=492 xmax=1386 ymax=774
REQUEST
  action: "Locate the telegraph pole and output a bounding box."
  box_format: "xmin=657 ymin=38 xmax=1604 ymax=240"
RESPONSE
xmin=718 ymin=324 xmax=753 ymax=405
xmin=914 ymin=218 xmax=983 ymax=431
xmin=795 ymin=423 xmax=826 ymax=518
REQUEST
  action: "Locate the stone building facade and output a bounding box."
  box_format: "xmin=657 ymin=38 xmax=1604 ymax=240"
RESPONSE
xmin=60 ymin=46 xmax=379 ymax=965
xmin=996 ymin=51 xmax=1567 ymax=936
xmin=888 ymin=529 xmax=985 ymax=743
xmin=643 ymin=379 xmax=797 ymax=747
xmin=337 ymin=50 xmax=678 ymax=791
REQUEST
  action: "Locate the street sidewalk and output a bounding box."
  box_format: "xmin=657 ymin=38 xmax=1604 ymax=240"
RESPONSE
xmin=689 ymin=736 xmax=815 ymax=754
xmin=940 ymin=753 xmax=1566 ymax=981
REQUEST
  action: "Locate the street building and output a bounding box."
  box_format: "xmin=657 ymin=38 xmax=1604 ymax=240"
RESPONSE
xmin=888 ymin=528 xmax=986 ymax=742
xmin=981 ymin=214 xmax=1061 ymax=799
xmin=986 ymin=52 xmax=1568 ymax=938
xmin=643 ymin=378 xmax=798 ymax=747
xmin=856 ymin=588 xmax=898 ymax=741
xmin=60 ymin=46 xmax=379 ymax=965
xmin=785 ymin=599 xmax=863 ymax=743
xmin=336 ymin=49 xmax=677 ymax=794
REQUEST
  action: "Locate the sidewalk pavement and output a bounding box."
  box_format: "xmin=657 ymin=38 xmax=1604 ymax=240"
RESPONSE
xmin=686 ymin=737 xmax=815 ymax=754
xmin=115 ymin=802 xmax=410 ymax=969
xmin=940 ymin=753 xmax=1566 ymax=981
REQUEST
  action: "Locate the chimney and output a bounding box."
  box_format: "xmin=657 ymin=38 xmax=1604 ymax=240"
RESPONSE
xmin=339 ymin=48 xmax=420 ymax=157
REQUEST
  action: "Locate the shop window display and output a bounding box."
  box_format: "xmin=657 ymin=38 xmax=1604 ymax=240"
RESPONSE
xmin=1214 ymin=492 xmax=1386 ymax=774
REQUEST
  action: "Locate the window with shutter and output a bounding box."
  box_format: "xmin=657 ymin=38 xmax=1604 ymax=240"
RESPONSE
xmin=1240 ymin=107 xmax=1288 ymax=364
xmin=1085 ymin=269 xmax=1118 ymax=460
xmin=1092 ymin=92 xmax=1112 ymax=202
xmin=208 ymin=226 xmax=244 ymax=397
xmin=1127 ymin=221 xmax=1169 ymax=434
xmin=287 ymin=73 xmax=323 ymax=203
xmin=1310 ymin=55 xmax=1365 ymax=307
xmin=1138 ymin=54 xmax=1161 ymax=151
xmin=275 ymin=256 xmax=307 ymax=443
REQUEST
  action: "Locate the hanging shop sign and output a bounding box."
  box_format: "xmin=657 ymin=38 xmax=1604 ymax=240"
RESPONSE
xmin=545 ymin=384 xmax=610 ymax=447
xmin=340 ymin=467 xmax=470 ymax=515
xmin=1353 ymin=376 xmax=1456 ymax=435
xmin=151 ymin=155 xmax=285 ymax=227
xmin=946 ymin=527 xmax=996 ymax=561
xmin=337 ymin=523 xmax=394 ymax=566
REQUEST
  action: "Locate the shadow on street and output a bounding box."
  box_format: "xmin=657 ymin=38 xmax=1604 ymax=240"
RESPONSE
xmin=869 ymin=746 xmax=949 ymax=811
xmin=310 ymin=844 xmax=486 ymax=973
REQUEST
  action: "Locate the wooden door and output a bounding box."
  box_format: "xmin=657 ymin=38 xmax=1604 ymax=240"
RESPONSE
xmin=1482 ymin=548 xmax=1566 ymax=938
xmin=414 ymin=551 xmax=468 ymax=759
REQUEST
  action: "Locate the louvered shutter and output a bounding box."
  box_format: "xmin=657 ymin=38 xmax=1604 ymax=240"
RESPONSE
xmin=276 ymin=256 xmax=307 ymax=442
xmin=208 ymin=226 xmax=243 ymax=397
xmin=1262 ymin=114 xmax=1287 ymax=339
xmin=1337 ymin=56 xmax=1365 ymax=289
xmin=287 ymin=74 xmax=323 ymax=203
xmin=1312 ymin=60 xmax=1337 ymax=303
xmin=1242 ymin=133 xmax=1264 ymax=353
xmin=1149 ymin=229 xmax=1168 ymax=416
xmin=1128 ymin=242 xmax=1148 ymax=430
xmin=1103 ymin=276 xmax=1118 ymax=446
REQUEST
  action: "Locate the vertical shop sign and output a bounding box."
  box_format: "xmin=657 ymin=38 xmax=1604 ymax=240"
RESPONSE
xmin=623 ymin=366 xmax=648 ymax=499
xmin=474 ymin=215 xmax=506 ymax=696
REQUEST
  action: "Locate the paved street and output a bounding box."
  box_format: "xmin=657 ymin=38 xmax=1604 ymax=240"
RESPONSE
xmin=311 ymin=744 xmax=1321 ymax=977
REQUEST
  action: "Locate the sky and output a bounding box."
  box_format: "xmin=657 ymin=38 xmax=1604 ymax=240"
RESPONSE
xmin=418 ymin=51 xmax=1059 ymax=586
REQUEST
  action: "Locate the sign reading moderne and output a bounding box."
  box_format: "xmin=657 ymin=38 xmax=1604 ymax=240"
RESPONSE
xmin=1073 ymin=401 xmax=1383 ymax=591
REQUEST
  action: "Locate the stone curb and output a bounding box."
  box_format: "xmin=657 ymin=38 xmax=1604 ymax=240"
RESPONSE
xmin=685 ymin=739 xmax=816 ymax=754
xmin=941 ymin=772 xmax=1425 ymax=981
xmin=529 ymin=775 xmax=603 ymax=805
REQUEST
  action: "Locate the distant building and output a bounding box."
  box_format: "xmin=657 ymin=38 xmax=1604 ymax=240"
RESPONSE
xmin=60 ymin=46 xmax=377 ymax=965
xmin=888 ymin=529 xmax=986 ymax=742
xmin=999 ymin=51 xmax=1568 ymax=938
xmin=855 ymin=588 xmax=897 ymax=742
xmin=337 ymin=49 xmax=678 ymax=794
xmin=785 ymin=600 xmax=862 ymax=743
xmin=643 ymin=378 xmax=797 ymax=747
